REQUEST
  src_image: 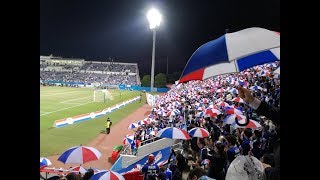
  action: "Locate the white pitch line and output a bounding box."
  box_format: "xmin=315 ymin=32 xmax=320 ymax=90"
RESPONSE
xmin=40 ymin=91 xmax=88 ymax=97
xmin=60 ymin=96 xmax=92 ymax=103
xmin=40 ymin=101 xmax=94 ymax=117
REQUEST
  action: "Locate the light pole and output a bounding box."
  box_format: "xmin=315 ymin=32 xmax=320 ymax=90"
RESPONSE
xmin=147 ymin=8 xmax=161 ymax=92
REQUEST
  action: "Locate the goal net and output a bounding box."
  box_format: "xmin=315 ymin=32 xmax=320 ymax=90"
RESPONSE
xmin=93 ymin=89 xmax=112 ymax=102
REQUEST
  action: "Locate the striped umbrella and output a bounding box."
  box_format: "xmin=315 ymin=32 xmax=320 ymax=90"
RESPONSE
xmin=250 ymin=85 xmax=263 ymax=91
xmin=58 ymin=146 xmax=102 ymax=164
xmin=232 ymin=97 xmax=245 ymax=103
xmin=69 ymin=165 xmax=87 ymax=174
xmin=208 ymin=104 xmax=219 ymax=109
xmin=224 ymin=114 xmax=246 ymax=125
xmin=216 ymin=89 xmax=226 ymax=93
xmin=156 ymin=127 xmax=191 ymax=140
xmin=123 ymin=134 xmax=135 ymax=145
xmin=225 ymin=107 xmax=243 ymax=115
xmin=128 ymin=123 xmax=139 ymax=130
xmin=205 ymin=109 xmax=221 ymax=117
xmin=216 ymin=101 xmax=230 ymax=107
xmin=40 ymin=157 xmax=52 ymax=168
xmin=201 ymin=159 xmax=211 ymax=165
xmin=231 ymin=119 xmax=262 ymax=129
xmin=90 ymin=170 xmax=125 ymax=180
xmin=188 ymin=127 xmax=210 ymax=138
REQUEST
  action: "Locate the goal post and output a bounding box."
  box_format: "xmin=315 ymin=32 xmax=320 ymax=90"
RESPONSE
xmin=93 ymin=89 xmax=112 ymax=103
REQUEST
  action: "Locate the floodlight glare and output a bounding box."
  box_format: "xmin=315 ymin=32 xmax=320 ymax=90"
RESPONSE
xmin=147 ymin=8 xmax=162 ymax=29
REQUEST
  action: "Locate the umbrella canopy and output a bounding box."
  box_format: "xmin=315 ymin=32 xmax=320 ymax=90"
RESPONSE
xmin=157 ymin=127 xmax=191 ymax=140
xmin=216 ymin=101 xmax=230 ymax=107
xmin=205 ymin=109 xmax=221 ymax=117
xmin=179 ymin=27 xmax=280 ymax=83
xmin=128 ymin=123 xmax=139 ymax=130
xmin=123 ymin=134 xmax=135 ymax=145
xmin=231 ymin=119 xmax=262 ymax=129
xmin=224 ymin=114 xmax=246 ymax=125
xmin=231 ymin=97 xmax=245 ymax=103
xmin=229 ymin=88 xmax=238 ymax=94
xmin=201 ymin=159 xmax=211 ymax=165
xmin=188 ymin=127 xmax=210 ymax=138
xmin=40 ymin=157 xmax=52 ymax=168
xmin=225 ymin=107 xmax=243 ymax=115
xmin=166 ymin=109 xmax=180 ymax=116
xmin=69 ymin=166 xmax=87 ymax=174
xmin=216 ymin=89 xmax=226 ymax=93
xmin=90 ymin=170 xmax=125 ymax=180
xmin=58 ymin=146 xmax=102 ymax=164
xmin=137 ymin=120 xmax=146 ymax=126
xmin=250 ymin=86 xmax=263 ymax=91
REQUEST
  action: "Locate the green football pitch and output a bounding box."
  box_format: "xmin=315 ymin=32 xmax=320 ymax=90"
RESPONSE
xmin=40 ymin=86 xmax=146 ymax=156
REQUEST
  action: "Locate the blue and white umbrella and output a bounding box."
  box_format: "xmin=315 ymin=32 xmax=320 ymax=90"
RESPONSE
xmin=58 ymin=146 xmax=102 ymax=164
xmin=179 ymin=27 xmax=280 ymax=83
xmin=250 ymin=86 xmax=263 ymax=91
xmin=40 ymin=157 xmax=52 ymax=168
xmin=128 ymin=123 xmax=139 ymax=130
xmin=156 ymin=127 xmax=191 ymax=140
xmin=90 ymin=170 xmax=125 ymax=180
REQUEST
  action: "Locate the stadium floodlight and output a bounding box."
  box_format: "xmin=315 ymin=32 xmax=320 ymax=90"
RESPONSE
xmin=147 ymin=8 xmax=162 ymax=92
xmin=147 ymin=8 xmax=162 ymax=29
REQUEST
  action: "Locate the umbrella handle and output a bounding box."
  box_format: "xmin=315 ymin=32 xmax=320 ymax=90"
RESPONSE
xmin=235 ymin=113 xmax=250 ymax=127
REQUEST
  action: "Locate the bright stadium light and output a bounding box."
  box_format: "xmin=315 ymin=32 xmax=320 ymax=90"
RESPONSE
xmin=147 ymin=8 xmax=162 ymax=29
xmin=147 ymin=8 xmax=162 ymax=92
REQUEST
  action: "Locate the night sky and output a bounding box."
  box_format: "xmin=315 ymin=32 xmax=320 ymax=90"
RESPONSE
xmin=40 ymin=0 xmax=280 ymax=76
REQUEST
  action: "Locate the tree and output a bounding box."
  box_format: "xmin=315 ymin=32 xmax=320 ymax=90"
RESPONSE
xmin=141 ymin=75 xmax=151 ymax=87
xmin=155 ymin=73 xmax=167 ymax=88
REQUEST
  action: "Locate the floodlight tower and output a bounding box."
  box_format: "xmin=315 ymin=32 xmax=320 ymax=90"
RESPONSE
xmin=147 ymin=8 xmax=162 ymax=92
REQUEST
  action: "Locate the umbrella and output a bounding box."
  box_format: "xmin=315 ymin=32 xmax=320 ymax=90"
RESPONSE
xmin=69 ymin=166 xmax=87 ymax=174
xmin=208 ymin=104 xmax=219 ymax=109
xmin=40 ymin=157 xmax=52 ymax=168
xmin=179 ymin=27 xmax=280 ymax=83
xmin=205 ymin=109 xmax=221 ymax=117
xmin=231 ymin=119 xmax=262 ymax=129
xmin=201 ymin=98 xmax=210 ymax=104
xmin=266 ymin=63 xmax=277 ymax=68
xmin=201 ymin=159 xmax=211 ymax=165
xmin=123 ymin=134 xmax=135 ymax=145
xmin=231 ymin=97 xmax=245 ymax=103
xmin=156 ymin=127 xmax=191 ymax=140
xmin=250 ymin=86 xmax=263 ymax=91
xmin=224 ymin=107 xmax=243 ymax=115
xmin=90 ymin=170 xmax=125 ymax=180
xmin=196 ymin=111 xmax=205 ymax=117
xmin=224 ymin=114 xmax=246 ymax=125
xmin=166 ymin=109 xmax=180 ymax=116
xmin=216 ymin=101 xmax=230 ymax=107
xmin=229 ymin=88 xmax=238 ymax=94
xmin=188 ymin=127 xmax=210 ymax=138
xmin=58 ymin=146 xmax=102 ymax=164
xmin=216 ymin=89 xmax=226 ymax=93
xmin=128 ymin=123 xmax=139 ymax=130
xmin=137 ymin=120 xmax=146 ymax=126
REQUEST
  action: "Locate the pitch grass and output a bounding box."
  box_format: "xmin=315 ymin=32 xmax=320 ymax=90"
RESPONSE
xmin=40 ymin=86 xmax=147 ymax=156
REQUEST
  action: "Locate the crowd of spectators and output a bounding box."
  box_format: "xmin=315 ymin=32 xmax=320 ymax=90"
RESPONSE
xmin=122 ymin=61 xmax=279 ymax=180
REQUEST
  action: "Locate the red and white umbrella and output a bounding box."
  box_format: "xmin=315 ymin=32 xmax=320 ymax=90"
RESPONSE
xmin=156 ymin=127 xmax=191 ymax=140
xmin=128 ymin=123 xmax=139 ymax=130
xmin=216 ymin=88 xmax=226 ymax=93
xmin=188 ymin=127 xmax=210 ymax=138
xmin=208 ymin=104 xmax=219 ymax=109
xmin=232 ymin=97 xmax=245 ymax=103
xmin=123 ymin=134 xmax=135 ymax=145
xmin=201 ymin=98 xmax=210 ymax=104
xmin=90 ymin=170 xmax=125 ymax=180
xmin=225 ymin=107 xmax=243 ymax=115
xmin=69 ymin=166 xmax=87 ymax=174
xmin=232 ymin=119 xmax=262 ymax=129
xmin=166 ymin=109 xmax=180 ymax=116
xmin=205 ymin=109 xmax=221 ymax=117
xmin=216 ymin=101 xmax=230 ymax=107
xmin=224 ymin=114 xmax=246 ymax=125
xmin=57 ymin=146 xmax=102 ymax=164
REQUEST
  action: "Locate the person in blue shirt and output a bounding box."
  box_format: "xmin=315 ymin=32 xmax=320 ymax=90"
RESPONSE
xmin=141 ymin=154 xmax=160 ymax=180
xmin=225 ymin=134 xmax=240 ymax=164
xmin=240 ymin=128 xmax=252 ymax=155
